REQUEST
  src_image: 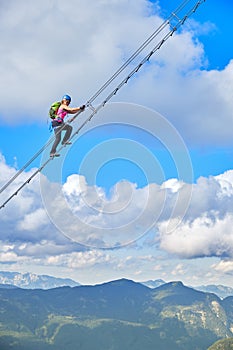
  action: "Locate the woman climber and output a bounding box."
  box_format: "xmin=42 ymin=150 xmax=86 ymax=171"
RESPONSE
xmin=50 ymin=94 xmax=85 ymax=157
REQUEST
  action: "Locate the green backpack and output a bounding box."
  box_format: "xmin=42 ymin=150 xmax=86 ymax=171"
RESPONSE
xmin=49 ymin=101 xmax=61 ymax=119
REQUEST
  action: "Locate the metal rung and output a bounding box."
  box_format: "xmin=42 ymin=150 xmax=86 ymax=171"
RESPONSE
xmin=172 ymin=12 xmax=181 ymax=21
xmin=88 ymin=103 xmax=97 ymax=114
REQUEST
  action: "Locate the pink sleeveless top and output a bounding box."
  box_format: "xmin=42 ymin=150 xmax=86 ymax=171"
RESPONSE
xmin=57 ymin=107 xmax=68 ymax=121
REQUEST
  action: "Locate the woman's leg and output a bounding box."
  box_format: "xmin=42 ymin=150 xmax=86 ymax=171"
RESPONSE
xmin=62 ymin=124 xmax=73 ymax=144
xmin=50 ymin=126 xmax=62 ymax=155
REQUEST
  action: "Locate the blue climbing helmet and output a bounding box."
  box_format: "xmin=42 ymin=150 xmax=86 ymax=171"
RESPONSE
xmin=62 ymin=94 xmax=71 ymax=102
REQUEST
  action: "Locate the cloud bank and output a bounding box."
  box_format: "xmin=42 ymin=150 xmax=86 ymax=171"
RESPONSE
xmin=1 ymin=154 xmax=233 ymax=263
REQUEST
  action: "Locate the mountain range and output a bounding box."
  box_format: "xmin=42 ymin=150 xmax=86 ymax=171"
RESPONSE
xmin=142 ymin=279 xmax=233 ymax=299
xmin=194 ymin=284 xmax=233 ymax=300
xmin=0 ymin=278 xmax=233 ymax=350
xmin=1 ymin=271 xmax=233 ymax=300
xmin=0 ymin=271 xmax=80 ymax=289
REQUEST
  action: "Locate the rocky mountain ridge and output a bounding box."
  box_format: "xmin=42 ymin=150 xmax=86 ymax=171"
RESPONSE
xmin=0 ymin=271 xmax=80 ymax=289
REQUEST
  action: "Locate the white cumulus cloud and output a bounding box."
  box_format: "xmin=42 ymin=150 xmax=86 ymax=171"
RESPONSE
xmin=212 ymin=260 xmax=233 ymax=275
xmin=1 ymin=154 xmax=233 ymax=262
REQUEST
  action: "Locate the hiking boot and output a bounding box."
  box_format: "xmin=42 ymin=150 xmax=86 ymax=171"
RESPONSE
xmin=50 ymin=152 xmax=60 ymax=157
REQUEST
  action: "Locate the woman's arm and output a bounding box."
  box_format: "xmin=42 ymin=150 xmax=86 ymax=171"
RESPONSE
xmin=61 ymin=104 xmax=82 ymax=114
xmin=63 ymin=104 xmax=85 ymax=123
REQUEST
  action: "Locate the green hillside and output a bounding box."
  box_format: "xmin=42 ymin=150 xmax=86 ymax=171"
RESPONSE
xmin=0 ymin=279 xmax=232 ymax=350
xmin=208 ymin=338 xmax=233 ymax=349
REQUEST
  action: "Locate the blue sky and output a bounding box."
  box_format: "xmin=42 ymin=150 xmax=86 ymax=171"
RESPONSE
xmin=1 ymin=0 xmax=233 ymax=287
